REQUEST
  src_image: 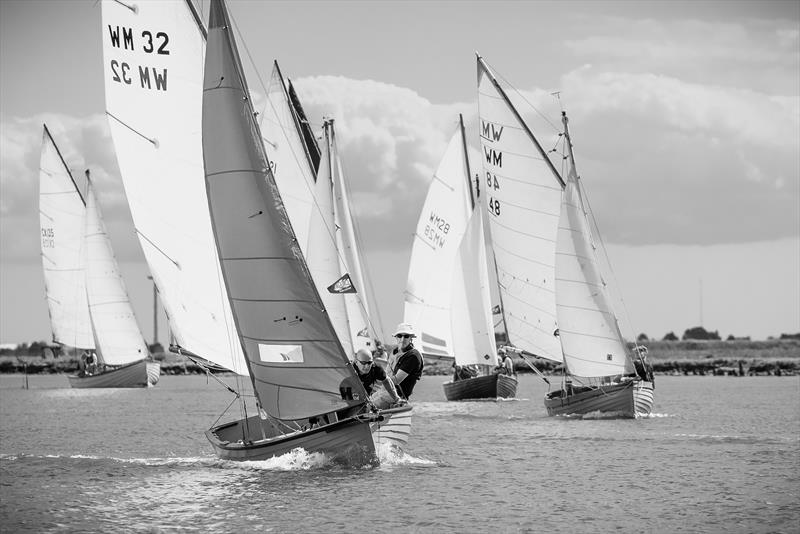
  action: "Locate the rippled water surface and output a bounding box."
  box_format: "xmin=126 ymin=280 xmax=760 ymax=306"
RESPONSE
xmin=1 ymin=374 xmax=798 ymax=533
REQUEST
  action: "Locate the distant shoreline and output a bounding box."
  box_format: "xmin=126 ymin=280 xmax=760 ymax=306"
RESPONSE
xmin=1 ymin=339 xmax=798 ymax=377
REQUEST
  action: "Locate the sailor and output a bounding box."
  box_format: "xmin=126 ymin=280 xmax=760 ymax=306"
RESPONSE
xmin=352 ymin=348 xmax=402 ymax=409
xmin=388 ymin=323 xmax=424 ymax=400
xmin=495 ymin=350 xmax=515 ymax=376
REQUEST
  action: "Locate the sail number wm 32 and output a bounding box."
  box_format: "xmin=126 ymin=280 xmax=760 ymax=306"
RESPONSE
xmin=106 ymin=25 xmax=170 ymax=92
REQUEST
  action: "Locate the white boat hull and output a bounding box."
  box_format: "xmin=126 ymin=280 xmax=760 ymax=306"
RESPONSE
xmin=370 ymin=405 xmax=413 ymax=450
xmin=544 ymin=379 xmax=654 ymax=417
xmin=146 ymin=361 xmax=161 ymax=386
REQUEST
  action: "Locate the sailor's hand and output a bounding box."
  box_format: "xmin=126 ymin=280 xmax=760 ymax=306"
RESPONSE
xmin=393 ymin=398 xmax=407 ymax=407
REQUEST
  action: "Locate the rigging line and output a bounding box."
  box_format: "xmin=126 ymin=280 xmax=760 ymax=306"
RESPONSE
xmin=134 ymin=229 xmax=180 ymax=269
xmin=106 ymin=112 xmax=157 ymax=146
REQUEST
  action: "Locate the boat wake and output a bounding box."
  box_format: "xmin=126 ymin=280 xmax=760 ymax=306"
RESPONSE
xmin=375 ymin=442 xmax=436 ymax=468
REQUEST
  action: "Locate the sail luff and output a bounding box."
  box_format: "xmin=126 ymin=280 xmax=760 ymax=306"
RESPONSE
xmin=203 ymin=0 xmax=366 ymax=421
xmin=459 ymin=114 xmax=475 ymax=210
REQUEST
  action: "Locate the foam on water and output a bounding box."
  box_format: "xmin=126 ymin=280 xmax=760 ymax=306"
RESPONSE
xmin=375 ymin=442 xmax=436 ymax=467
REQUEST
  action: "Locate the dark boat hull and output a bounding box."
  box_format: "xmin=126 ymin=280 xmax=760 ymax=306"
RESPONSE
xmin=544 ymin=379 xmax=654 ymax=417
xmin=206 ymin=409 xmax=411 ymax=465
xmin=67 ymin=359 xmax=154 ymax=388
xmin=442 ymin=373 xmax=518 ymax=401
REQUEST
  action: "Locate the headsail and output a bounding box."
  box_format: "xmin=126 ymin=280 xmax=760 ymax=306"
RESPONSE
xmin=83 ymin=179 xmax=149 ymax=366
xmin=555 ymin=115 xmax=634 ymax=378
xmin=100 ymin=0 xmax=248 ymax=375
xmin=39 ymin=125 xmax=94 ymax=351
xmin=327 ymin=120 xmax=375 ymax=353
xmin=404 ymin=122 xmax=474 ymax=359
xmin=476 ymin=55 xmax=564 ymax=363
xmin=202 ymin=0 xmax=366 ymax=420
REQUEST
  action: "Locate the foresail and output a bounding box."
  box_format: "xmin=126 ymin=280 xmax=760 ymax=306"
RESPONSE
xmin=308 ymin=127 xmax=354 ymax=356
xmin=451 ymin=208 xmax=497 ymax=367
xmin=556 ymin=151 xmax=633 ymax=378
xmin=84 ymin=183 xmax=149 ymax=366
xmin=100 ymin=0 xmax=248 ymax=375
xmin=203 ymin=0 xmax=365 ymax=421
xmin=404 ymin=127 xmax=473 ymax=359
xmin=261 ymin=62 xmax=317 ymax=257
xmin=329 ymin=122 xmax=374 ymax=353
xmin=477 ymin=56 xmax=564 ymax=363
xmin=39 ymin=126 xmax=95 ymax=350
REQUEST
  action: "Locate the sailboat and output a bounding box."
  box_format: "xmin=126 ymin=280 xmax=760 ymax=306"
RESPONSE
xmin=201 ymin=0 xmax=411 ymax=463
xmin=405 ymin=115 xmax=516 ymax=400
xmin=39 ymin=125 xmax=158 ymax=388
xmin=476 ymin=54 xmax=654 ymax=417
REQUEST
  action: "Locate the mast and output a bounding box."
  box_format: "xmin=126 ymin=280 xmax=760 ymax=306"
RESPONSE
xmin=458 ymin=114 xmax=475 ymax=210
xmin=477 ymin=54 xmax=566 ymax=189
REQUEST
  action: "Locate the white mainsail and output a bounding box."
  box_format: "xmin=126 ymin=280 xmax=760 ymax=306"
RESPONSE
xmin=555 ymin=119 xmax=634 ymax=379
xmin=84 ymin=181 xmax=149 ymax=366
xmin=476 ymin=56 xmax=564 ymax=364
xmin=328 ymin=121 xmax=375 ymax=353
xmin=39 ymin=125 xmax=94 ymax=351
xmin=404 ymin=124 xmax=474 ymax=358
xmin=100 ymin=0 xmax=248 ymax=374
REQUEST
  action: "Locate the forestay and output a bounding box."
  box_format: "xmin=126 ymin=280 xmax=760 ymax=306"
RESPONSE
xmin=476 ymin=56 xmax=564 ymax=364
xmin=202 ymin=0 xmax=366 ymax=421
xmin=39 ymin=126 xmax=95 ymax=351
xmin=100 ymin=0 xmax=248 ymax=375
xmin=404 ymin=127 xmax=473 ymax=358
xmin=84 ymin=182 xmax=149 ymax=366
xmin=555 ymin=134 xmax=634 ymax=378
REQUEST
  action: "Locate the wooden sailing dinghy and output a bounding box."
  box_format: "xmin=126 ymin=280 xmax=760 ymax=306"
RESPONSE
xmin=202 ymin=0 xmax=409 ymax=463
xmin=405 ymin=116 xmax=517 ymax=400
xmin=476 ymin=54 xmax=653 ymax=417
xmin=39 ymin=125 xmax=158 ymax=388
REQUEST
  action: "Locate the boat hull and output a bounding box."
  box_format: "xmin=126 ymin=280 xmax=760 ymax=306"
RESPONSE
xmin=544 ymin=380 xmax=654 ymax=417
xmin=67 ymin=359 xmax=150 ymax=388
xmin=146 ymin=361 xmax=161 ymax=386
xmin=206 ymin=413 xmax=381 ymax=465
xmin=370 ymin=405 xmax=413 ymax=450
xmin=442 ymin=373 xmax=518 ymax=401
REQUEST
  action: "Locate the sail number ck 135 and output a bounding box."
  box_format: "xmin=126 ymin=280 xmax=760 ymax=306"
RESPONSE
xmin=481 ymin=120 xmax=503 ymax=219
xmin=106 ymin=25 xmax=170 ymax=92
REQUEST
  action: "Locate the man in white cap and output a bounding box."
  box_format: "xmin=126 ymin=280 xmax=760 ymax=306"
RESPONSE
xmin=388 ymin=323 xmax=424 ymax=400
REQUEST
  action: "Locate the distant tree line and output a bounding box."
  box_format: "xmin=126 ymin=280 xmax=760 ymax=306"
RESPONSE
xmin=635 ymin=328 xmax=800 ymax=343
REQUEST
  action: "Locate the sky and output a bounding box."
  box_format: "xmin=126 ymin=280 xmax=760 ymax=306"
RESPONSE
xmin=1 ymin=0 xmax=798 ymax=346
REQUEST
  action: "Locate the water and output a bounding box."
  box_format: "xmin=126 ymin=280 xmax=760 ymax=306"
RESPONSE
xmin=1 ymin=374 xmax=797 ymax=533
